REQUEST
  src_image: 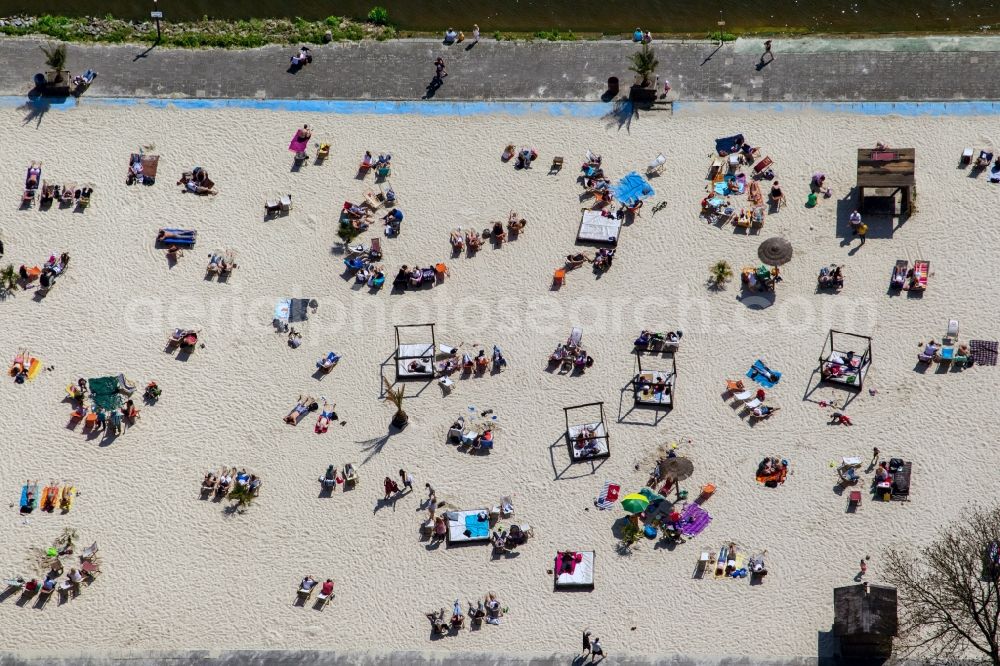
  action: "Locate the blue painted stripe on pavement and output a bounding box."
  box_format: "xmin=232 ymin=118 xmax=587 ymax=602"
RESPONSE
xmin=672 ymin=101 xmax=1000 ymax=116
xmin=4 ymin=96 xmax=1000 ymax=117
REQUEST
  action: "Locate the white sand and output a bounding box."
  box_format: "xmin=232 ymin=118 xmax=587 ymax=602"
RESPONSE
xmin=1 ymin=101 xmax=997 ymax=659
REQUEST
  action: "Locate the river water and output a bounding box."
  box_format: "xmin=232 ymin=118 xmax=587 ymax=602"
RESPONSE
xmin=1 ymin=0 xmax=998 ymax=33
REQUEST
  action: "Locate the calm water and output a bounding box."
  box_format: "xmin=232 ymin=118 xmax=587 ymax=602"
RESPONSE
xmin=1 ymin=0 xmax=998 ymax=33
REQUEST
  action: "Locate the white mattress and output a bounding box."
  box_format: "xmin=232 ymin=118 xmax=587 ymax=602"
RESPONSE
xmin=556 ymin=550 xmax=595 ymax=587
xmin=577 ymin=209 xmax=620 ymax=244
xmin=567 ymin=422 xmax=609 ymax=459
xmin=397 ymin=343 xmax=434 ymax=377
xmin=446 ymin=509 xmax=491 ymax=543
xmin=635 ymin=371 xmax=674 ymax=405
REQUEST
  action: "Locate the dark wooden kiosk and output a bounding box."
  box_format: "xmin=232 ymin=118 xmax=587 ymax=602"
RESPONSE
xmin=856 ymin=148 xmax=914 ymax=217
xmin=833 ymin=583 xmax=898 ymax=660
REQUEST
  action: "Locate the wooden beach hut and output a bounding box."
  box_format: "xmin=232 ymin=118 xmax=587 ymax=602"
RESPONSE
xmin=856 ymin=148 xmax=914 ymax=217
xmin=832 ymin=583 xmax=897 ymax=659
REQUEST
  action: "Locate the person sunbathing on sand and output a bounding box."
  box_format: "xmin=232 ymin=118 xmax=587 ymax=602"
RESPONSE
xmin=157 ymin=229 xmax=195 ymax=242
xmin=284 ymin=395 xmax=317 ymax=425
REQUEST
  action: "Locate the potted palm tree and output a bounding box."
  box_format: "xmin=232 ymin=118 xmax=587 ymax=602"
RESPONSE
xmin=382 ymin=377 xmax=408 ymax=429
xmin=0 ymin=264 xmax=18 ymax=296
xmin=40 ymin=43 xmax=70 ymax=94
xmin=709 ymin=260 xmax=734 ymax=289
xmin=227 ymin=483 xmax=256 ymax=513
xmin=628 ymin=44 xmax=659 ymax=104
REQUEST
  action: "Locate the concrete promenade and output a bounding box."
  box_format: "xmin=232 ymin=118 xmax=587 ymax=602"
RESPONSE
xmin=2 ymin=35 xmax=1000 ymax=102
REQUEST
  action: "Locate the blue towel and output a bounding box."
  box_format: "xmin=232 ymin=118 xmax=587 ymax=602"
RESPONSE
xmin=611 ymin=172 xmax=655 ymax=207
xmin=464 ymin=513 xmax=489 ymax=538
xmin=715 ymin=134 xmax=744 ymax=156
xmin=746 ymin=359 xmax=781 ymax=388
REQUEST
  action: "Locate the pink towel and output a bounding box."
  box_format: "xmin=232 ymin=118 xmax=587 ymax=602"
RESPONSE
xmin=288 ymin=135 xmax=309 ymax=153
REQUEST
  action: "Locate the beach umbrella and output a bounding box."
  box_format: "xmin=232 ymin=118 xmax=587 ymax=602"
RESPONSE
xmin=757 ymin=237 xmax=793 ymax=266
xmin=659 ymin=457 xmax=695 ymax=482
xmin=621 ymin=493 xmax=650 ymax=514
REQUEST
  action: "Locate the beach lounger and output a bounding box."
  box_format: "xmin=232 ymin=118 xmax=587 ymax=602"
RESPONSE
xmin=316 ymin=351 xmax=340 ymax=373
xmin=976 ymin=151 xmax=994 ymax=170
xmin=549 ymin=156 xmax=564 ymax=174
xmin=60 ymin=485 xmax=75 ymax=511
xmin=961 ymin=148 xmax=974 ymax=166
xmin=554 ymin=550 xmax=595 ymax=589
xmin=116 ymin=374 xmax=136 ymax=395
xmin=647 ymin=153 xmax=666 ymax=176
xmin=743 ymin=397 xmax=762 ymax=410
xmin=890 ymin=259 xmax=908 ymax=290
xmin=364 ymin=191 xmax=384 ymax=210
xmin=445 ymin=509 xmax=492 ymax=545
xmin=910 ymin=260 xmax=929 ymax=291
xmin=19 ymin=481 xmax=37 ymax=513
xmin=567 ymin=327 xmax=583 ymax=347
xmin=368 ymin=237 xmax=383 ymax=261
xmin=81 ymin=542 xmax=99 ymax=560
xmin=753 ymin=156 xmax=774 ymax=177
xmin=317 ymin=584 xmax=334 ymax=608
xmin=577 ymin=208 xmax=620 ymax=245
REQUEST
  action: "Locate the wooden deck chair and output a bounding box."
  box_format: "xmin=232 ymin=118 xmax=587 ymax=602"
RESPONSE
xmin=364 ymin=191 xmax=383 ymax=210
xmin=708 ymin=157 xmax=724 ymax=179
xmin=752 ymin=156 xmax=773 ymax=176
xmin=317 ymin=587 xmax=334 ymax=608
xmin=549 ymin=156 xmax=564 ymax=174
xmin=80 ymin=542 xmax=99 ymax=560
xmin=553 ymin=268 xmax=566 ymax=285
xmin=368 ymin=237 xmax=383 ymax=261
xmin=647 ymin=153 xmax=666 ymax=176
xmin=80 ymin=561 xmax=101 ymax=577
xmin=725 ymin=380 xmax=745 ymax=393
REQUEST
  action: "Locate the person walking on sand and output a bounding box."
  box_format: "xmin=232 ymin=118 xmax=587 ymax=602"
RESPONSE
xmin=582 ymin=630 xmax=592 ymax=657
xmin=857 ymin=222 xmax=868 ymax=246
xmin=590 ymin=636 xmax=605 ymax=663
xmin=860 ymin=556 xmax=869 ymax=577
xmin=871 ymin=447 xmax=880 ymax=466
xmin=399 ymin=469 xmax=414 ymax=493
xmin=383 ymin=476 xmax=400 ymax=500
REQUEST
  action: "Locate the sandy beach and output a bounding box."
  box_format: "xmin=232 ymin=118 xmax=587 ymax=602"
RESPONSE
xmin=2 ymin=100 xmax=998 ymax=660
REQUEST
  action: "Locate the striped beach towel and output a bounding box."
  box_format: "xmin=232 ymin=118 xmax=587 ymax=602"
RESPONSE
xmin=970 ymin=340 xmax=998 ymax=366
xmin=679 ymin=503 xmax=712 ymax=537
xmin=594 ymin=481 xmax=620 ymax=510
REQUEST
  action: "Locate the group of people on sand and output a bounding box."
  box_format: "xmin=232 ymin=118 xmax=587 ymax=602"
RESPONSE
xmin=67 ymin=377 xmax=140 ymax=435
xmin=429 ymin=594 xmax=506 ymax=634
xmin=449 ymin=212 xmax=526 ymax=254
xmin=18 ymin=252 xmax=69 ymax=292
xmin=571 ymin=425 xmax=604 ymax=457
xmin=297 ymin=575 xmax=334 ymax=598
xmin=491 ymin=524 xmax=530 ymax=552
xmin=283 ymin=395 xmax=339 ymax=431
xmin=549 ymin=341 xmax=594 ymax=372
xmin=202 ymin=468 xmax=261 ymax=497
